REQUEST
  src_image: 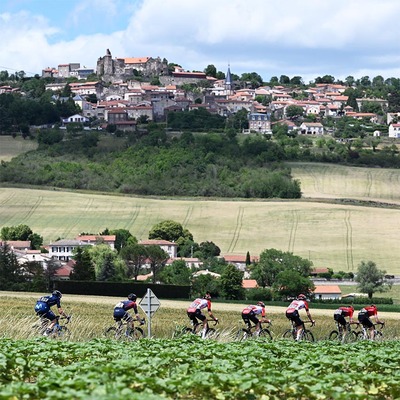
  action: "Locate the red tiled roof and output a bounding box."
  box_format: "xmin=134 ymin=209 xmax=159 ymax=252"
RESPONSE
xmin=313 ymin=285 xmax=342 ymax=294
xmin=140 ymin=239 xmax=177 ymax=246
xmin=242 ymin=279 xmax=258 ymax=289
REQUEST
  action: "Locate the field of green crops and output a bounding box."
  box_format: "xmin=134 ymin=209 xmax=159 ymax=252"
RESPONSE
xmin=1 ymin=292 xmax=400 ymax=399
xmin=2 ymin=337 xmax=400 ymax=399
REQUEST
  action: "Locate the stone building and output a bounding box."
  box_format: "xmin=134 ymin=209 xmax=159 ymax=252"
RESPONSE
xmin=96 ymin=49 xmax=168 ymax=83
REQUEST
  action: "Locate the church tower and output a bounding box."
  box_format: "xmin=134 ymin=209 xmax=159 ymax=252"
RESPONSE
xmin=225 ymin=64 xmax=233 ymax=95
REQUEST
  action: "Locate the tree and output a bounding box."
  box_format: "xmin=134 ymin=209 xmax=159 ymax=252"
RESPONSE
xmin=0 ymin=225 xmax=43 ymax=249
xmin=191 ymin=273 xmax=220 ymax=298
xmin=1 ymin=224 xmax=32 ymax=241
xmin=279 ymin=75 xmax=290 ymax=84
xmin=148 ymin=220 xmax=193 ymax=242
xmin=159 ymin=259 xmax=191 ymax=285
xmin=108 ymin=228 xmax=135 ymax=251
xmin=251 ymin=248 xmax=313 ymax=288
xmin=44 ymin=258 xmax=62 ymax=290
xmin=273 ymin=269 xmax=315 ymax=299
xmin=204 ymin=64 xmax=217 ymax=78
xmin=198 ymin=241 xmax=221 ymax=259
xmin=146 ymin=245 xmax=169 ymax=284
xmin=88 ymin=244 xmax=126 ymax=281
xmin=219 ymin=264 xmax=245 ymax=300
xmin=286 ymin=105 xmax=304 ymax=120
xmin=0 ymin=243 xmax=24 ymax=289
xmin=70 ymin=247 xmax=95 ymax=280
xmin=98 ymin=253 xmax=116 ymax=281
xmin=120 ymin=243 xmax=148 ymax=281
xmin=356 ymin=260 xmax=392 ymax=299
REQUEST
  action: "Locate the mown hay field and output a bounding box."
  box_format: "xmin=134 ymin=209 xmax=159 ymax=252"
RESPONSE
xmin=290 ymin=162 xmax=400 ymax=203
xmin=0 ymin=136 xmax=38 ymax=162
xmin=0 ymin=184 xmax=400 ymax=273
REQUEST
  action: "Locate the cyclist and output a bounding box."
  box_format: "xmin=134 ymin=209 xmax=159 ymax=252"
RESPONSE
xmin=357 ymin=304 xmax=384 ymax=340
xmin=34 ymin=290 xmax=67 ymax=336
xmin=113 ymin=294 xmax=145 ymax=334
xmin=333 ymin=305 xmax=358 ymax=340
xmin=187 ymin=291 xmax=218 ymax=338
xmin=285 ymin=294 xmax=315 ymax=341
xmin=241 ymin=301 xmax=271 ymax=336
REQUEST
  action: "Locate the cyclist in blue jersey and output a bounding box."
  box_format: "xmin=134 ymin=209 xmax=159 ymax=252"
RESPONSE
xmin=113 ymin=294 xmax=145 ymax=333
xmin=34 ymin=290 xmax=67 ymax=335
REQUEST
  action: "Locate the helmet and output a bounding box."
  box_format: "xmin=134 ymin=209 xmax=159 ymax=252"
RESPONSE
xmin=128 ymin=293 xmax=137 ymax=301
xmin=297 ymin=294 xmax=307 ymax=300
xmin=52 ymin=290 xmax=62 ymax=298
xmin=204 ymin=292 xmax=211 ymax=300
xmin=257 ymin=301 xmax=265 ymax=308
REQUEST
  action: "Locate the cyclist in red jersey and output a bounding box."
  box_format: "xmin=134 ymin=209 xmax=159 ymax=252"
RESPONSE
xmin=333 ymin=305 xmax=358 ymax=340
xmin=187 ymin=292 xmax=218 ymax=338
xmin=285 ymin=294 xmax=315 ymax=341
xmin=241 ymin=301 xmax=271 ymax=336
xmin=357 ymin=304 xmax=384 ymax=340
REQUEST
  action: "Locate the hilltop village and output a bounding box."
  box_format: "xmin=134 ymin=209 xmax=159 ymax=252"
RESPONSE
xmin=3 ymin=48 xmax=399 ymax=137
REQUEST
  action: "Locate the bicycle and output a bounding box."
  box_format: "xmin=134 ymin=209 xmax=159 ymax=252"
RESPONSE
xmin=236 ymin=321 xmax=273 ymax=341
xmin=33 ymin=315 xmax=71 ymax=338
xmin=104 ymin=317 xmax=145 ymax=340
xmin=182 ymin=319 xmax=219 ymax=339
xmin=282 ymin=320 xmax=315 ymax=342
xmin=357 ymin=322 xmax=385 ymax=341
xmin=328 ymin=322 xmax=360 ymax=343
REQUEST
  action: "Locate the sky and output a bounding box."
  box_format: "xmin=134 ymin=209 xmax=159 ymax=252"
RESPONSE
xmin=1 ymin=0 xmax=400 ymax=84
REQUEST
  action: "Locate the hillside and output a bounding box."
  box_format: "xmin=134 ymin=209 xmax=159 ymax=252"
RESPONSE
xmin=0 ymin=185 xmax=399 ymax=274
xmin=1 ymin=136 xmax=400 ymax=274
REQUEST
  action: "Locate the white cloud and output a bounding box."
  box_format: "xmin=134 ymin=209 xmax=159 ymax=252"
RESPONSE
xmin=1 ymin=0 xmax=400 ymax=81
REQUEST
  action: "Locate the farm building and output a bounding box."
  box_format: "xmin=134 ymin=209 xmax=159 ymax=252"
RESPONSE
xmin=313 ymin=285 xmax=342 ymax=300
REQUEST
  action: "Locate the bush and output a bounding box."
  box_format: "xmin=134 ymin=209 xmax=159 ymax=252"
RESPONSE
xmin=246 ymin=287 xmax=273 ymax=302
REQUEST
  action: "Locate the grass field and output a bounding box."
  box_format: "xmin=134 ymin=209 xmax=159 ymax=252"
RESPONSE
xmin=1 ymin=291 xmax=399 ymax=341
xmin=0 ymin=136 xmax=38 ymax=162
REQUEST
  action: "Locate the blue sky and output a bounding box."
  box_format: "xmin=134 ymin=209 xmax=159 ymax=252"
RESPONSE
xmin=1 ymin=0 xmax=400 ymax=84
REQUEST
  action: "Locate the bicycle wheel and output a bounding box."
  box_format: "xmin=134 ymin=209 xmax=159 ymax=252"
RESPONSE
xmin=328 ymin=330 xmax=340 ymax=341
xmin=374 ymin=331 xmax=383 ymax=341
xmin=343 ymin=331 xmax=358 ymax=343
xmin=282 ymin=329 xmax=295 ymax=340
xmin=104 ymin=326 xmax=122 ymax=339
xmin=56 ymin=326 xmax=70 ymax=339
xmin=258 ymin=329 xmax=273 ymax=341
xmin=301 ymin=330 xmax=315 ymax=342
xmin=204 ymin=328 xmax=219 ymax=339
xmin=356 ymin=331 xmax=365 ymax=340
xmin=127 ymin=327 xmax=145 ymax=340
xmin=235 ymin=329 xmax=248 ymax=341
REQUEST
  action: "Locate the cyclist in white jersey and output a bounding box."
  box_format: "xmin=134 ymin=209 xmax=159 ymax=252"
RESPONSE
xmin=187 ymin=292 xmax=218 ymax=338
xmin=285 ymin=294 xmax=315 ymax=341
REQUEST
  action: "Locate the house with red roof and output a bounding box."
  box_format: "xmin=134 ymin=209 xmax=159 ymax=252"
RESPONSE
xmin=313 ymin=285 xmax=342 ymax=300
